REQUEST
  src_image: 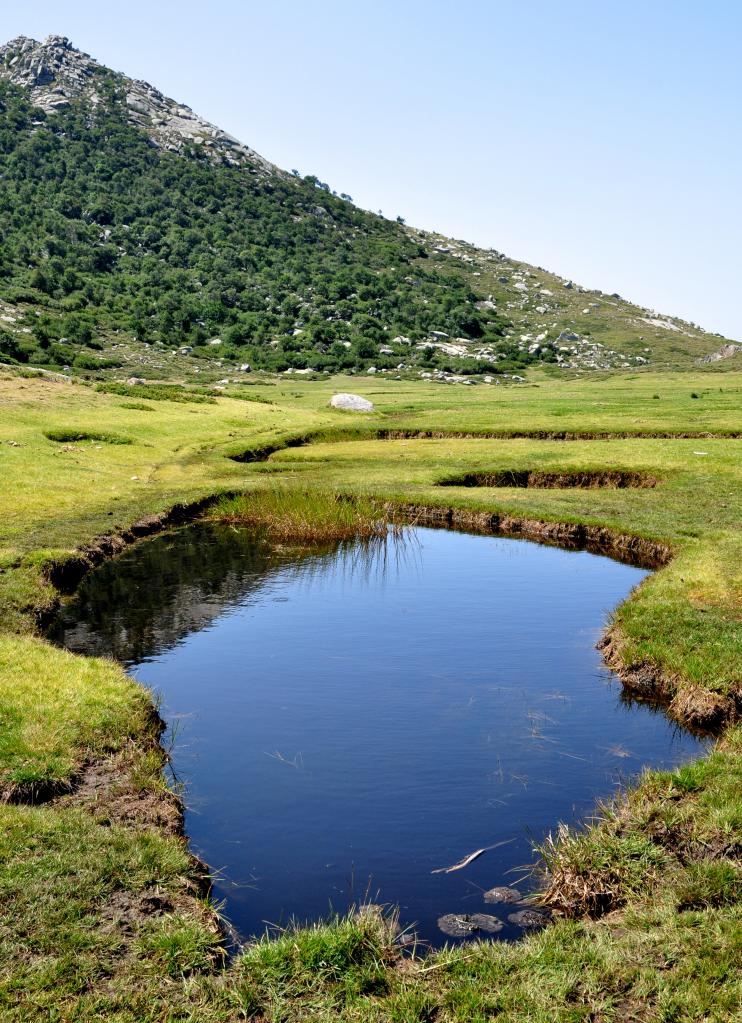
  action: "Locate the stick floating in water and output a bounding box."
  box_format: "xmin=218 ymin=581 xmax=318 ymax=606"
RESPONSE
xmin=431 ymin=838 xmax=515 ymax=874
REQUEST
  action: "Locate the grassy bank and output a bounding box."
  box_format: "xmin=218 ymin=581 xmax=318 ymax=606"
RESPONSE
xmin=0 ymin=367 xmax=740 ymax=1020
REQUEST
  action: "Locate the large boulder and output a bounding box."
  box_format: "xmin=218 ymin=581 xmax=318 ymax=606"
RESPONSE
xmin=329 ymin=393 xmax=374 ymax=412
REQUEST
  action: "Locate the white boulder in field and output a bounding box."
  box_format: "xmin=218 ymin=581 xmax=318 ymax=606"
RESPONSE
xmin=330 ymin=393 xmax=374 ymax=412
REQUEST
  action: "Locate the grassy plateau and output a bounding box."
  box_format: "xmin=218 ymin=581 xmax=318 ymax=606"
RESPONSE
xmin=0 ymin=366 xmax=740 ymax=1022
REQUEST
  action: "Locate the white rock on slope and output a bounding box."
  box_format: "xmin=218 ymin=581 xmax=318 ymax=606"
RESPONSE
xmin=330 ymin=393 xmax=374 ymax=412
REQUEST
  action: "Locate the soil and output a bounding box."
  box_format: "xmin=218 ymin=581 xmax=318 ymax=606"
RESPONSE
xmin=437 ymin=470 xmax=658 ymax=489
xmin=54 ymin=746 xmax=184 ymax=836
xmin=598 ymin=629 xmax=740 ymax=732
xmin=1 ymin=775 xmax=75 ymax=804
xmin=395 ymin=502 xmax=673 ymax=569
xmin=375 ymin=429 xmax=741 ymax=441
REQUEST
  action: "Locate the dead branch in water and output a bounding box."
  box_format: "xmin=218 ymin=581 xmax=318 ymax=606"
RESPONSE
xmin=432 ymin=838 xmax=515 ymax=874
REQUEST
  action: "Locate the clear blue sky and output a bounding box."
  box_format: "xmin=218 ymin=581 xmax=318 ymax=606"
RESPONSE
xmin=3 ymin=1 xmax=741 ymax=339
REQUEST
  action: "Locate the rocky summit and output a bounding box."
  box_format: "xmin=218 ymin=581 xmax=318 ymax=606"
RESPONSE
xmin=0 ymin=35 xmax=275 ymax=170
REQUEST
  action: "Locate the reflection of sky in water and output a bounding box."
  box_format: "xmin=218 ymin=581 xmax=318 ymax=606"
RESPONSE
xmin=54 ymin=524 xmax=706 ymax=946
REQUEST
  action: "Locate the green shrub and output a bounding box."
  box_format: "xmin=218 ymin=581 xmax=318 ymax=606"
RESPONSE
xmin=43 ymin=428 xmax=132 ymax=445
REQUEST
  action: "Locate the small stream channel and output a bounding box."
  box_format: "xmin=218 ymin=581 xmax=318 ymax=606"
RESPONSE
xmin=50 ymin=523 xmax=704 ymax=946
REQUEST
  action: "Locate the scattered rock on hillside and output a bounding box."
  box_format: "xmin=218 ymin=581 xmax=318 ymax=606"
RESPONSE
xmin=696 ymin=342 xmax=742 ymax=364
xmin=640 ymin=316 xmax=684 ymax=332
xmin=330 ymin=393 xmax=374 ymax=412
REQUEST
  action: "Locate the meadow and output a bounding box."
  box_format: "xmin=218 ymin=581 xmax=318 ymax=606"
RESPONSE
xmin=0 ymin=366 xmax=739 ymax=1021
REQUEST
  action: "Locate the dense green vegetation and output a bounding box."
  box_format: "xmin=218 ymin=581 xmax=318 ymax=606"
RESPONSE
xmin=94 ymin=381 xmax=218 ymax=404
xmin=0 ymin=79 xmax=522 ymax=375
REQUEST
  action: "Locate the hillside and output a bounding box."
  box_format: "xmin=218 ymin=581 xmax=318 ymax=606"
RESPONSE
xmin=0 ymin=34 xmax=738 ymax=384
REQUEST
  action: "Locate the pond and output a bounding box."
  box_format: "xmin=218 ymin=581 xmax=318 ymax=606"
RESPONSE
xmin=51 ymin=522 xmax=704 ymax=946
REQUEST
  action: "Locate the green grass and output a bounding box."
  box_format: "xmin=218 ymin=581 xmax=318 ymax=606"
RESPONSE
xmin=94 ymin=381 xmax=218 ymax=404
xmin=541 ymin=729 xmax=742 ymax=916
xmin=0 ymin=365 xmax=740 ymax=1020
xmin=0 ymin=636 xmax=156 ymax=799
xmin=211 ymin=487 xmax=390 ymax=542
xmin=43 ymin=428 xmax=133 ymax=444
xmin=0 ymin=803 xmax=225 ymax=1020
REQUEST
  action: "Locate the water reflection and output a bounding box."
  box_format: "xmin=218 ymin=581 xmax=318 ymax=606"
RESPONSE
xmin=51 ymin=524 xmax=416 ymax=665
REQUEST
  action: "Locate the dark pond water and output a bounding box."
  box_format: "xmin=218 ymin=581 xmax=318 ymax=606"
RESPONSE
xmin=51 ymin=523 xmax=704 ymax=946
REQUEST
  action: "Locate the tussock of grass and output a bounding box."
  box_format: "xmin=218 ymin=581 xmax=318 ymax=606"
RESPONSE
xmin=212 ymin=488 xmax=391 ymax=543
xmin=541 ymin=734 xmax=742 ymax=919
xmin=43 ymin=428 xmax=132 ymax=445
xmin=540 ymin=814 xmax=667 ymax=917
xmin=675 ymin=860 xmax=742 ymax=910
xmin=95 ymin=381 xmax=217 ymax=404
xmin=118 ymin=401 xmax=155 ymax=411
xmin=137 ymin=915 xmax=225 ymax=977
xmin=235 ymin=908 xmax=396 ymax=1015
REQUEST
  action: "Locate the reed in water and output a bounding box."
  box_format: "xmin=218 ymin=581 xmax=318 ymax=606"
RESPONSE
xmin=211 ymin=487 xmax=395 ymax=543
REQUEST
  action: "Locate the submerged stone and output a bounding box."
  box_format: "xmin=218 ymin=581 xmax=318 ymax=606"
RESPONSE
xmin=470 ymin=913 xmax=503 ymax=932
xmin=483 ymin=886 xmax=522 ymax=904
xmin=507 ymin=909 xmax=549 ymax=929
xmin=437 ymin=912 xmax=503 ymax=937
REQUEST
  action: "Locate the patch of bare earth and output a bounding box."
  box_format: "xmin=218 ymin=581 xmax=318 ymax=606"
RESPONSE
xmin=55 ymin=745 xmax=183 ymax=834
xmin=52 ymin=744 xmax=228 ymax=958
xmin=437 ymin=469 xmax=659 ymax=489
